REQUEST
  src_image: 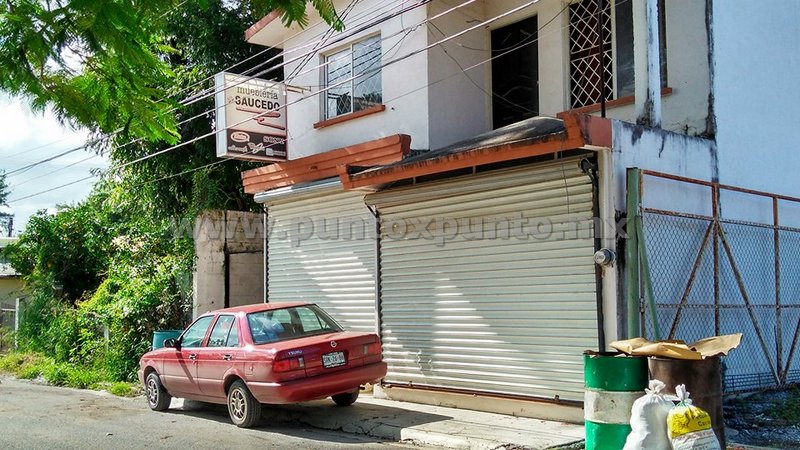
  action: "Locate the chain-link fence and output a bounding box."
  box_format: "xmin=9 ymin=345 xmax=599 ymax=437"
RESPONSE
xmin=638 ymin=171 xmax=800 ymax=393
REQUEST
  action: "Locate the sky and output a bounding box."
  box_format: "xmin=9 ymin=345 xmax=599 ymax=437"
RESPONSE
xmin=0 ymin=95 xmax=108 ymax=235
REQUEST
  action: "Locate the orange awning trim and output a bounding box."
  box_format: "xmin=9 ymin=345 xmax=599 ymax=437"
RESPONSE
xmin=241 ymin=134 xmax=411 ymax=194
xmin=339 ymin=113 xmax=604 ymax=190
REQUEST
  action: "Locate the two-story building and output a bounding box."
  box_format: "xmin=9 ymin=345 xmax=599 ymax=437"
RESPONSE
xmin=219 ymin=0 xmax=800 ymax=420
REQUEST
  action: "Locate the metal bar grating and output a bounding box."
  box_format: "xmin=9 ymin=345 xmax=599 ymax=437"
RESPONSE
xmin=569 ymin=0 xmax=613 ymax=108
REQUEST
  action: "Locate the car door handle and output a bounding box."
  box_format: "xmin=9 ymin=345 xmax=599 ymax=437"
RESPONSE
xmin=188 ymin=353 xmax=197 ymax=360
xmin=223 ymin=354 xmax=233 ymax=361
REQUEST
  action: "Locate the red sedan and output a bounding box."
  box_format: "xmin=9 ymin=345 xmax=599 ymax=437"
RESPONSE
xmin=138 ymin=302 xmax=387 ymax=427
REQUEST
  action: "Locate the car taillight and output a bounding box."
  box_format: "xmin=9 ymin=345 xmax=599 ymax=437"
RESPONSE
xmin=363 ymin=342 xmax=382 ymax=356
xmin=273 ymin=357 xmax=305 ymax=372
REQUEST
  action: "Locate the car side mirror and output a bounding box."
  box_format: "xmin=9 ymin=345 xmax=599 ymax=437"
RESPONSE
xmin=164 ymin=338 xmax=180 ymax=350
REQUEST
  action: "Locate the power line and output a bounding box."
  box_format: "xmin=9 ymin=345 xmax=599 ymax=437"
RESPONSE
xmin=10 ymin=154 xmax=100 ymax=189
xmin=130 ymin=2 xmax=576 ymax=191
xmin=8 ymin=0 xmax=550 ymax=204
xmin=2 ymin=0 xmax=410 ymax=174
xmin=2 ymin=0 xmax=430 ymax=177
xmin=4 ymin=144 xmax=90 ymax=177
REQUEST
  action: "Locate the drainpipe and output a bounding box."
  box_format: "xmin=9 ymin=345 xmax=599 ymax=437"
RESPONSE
xmin=263 ymin=206 xmax=269 ymax=303
xmin=367 ymin=205 xmax=382 ymax=337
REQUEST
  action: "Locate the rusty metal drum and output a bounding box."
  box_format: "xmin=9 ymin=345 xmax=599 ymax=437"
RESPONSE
xmin=648 ymin=356 xmax=725 ymax=446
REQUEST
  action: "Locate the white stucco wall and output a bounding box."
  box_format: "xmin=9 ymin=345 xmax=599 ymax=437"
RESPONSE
xmin=712 ymin=1 xmax=800 ymax=198
xmin=611 ymin=120 xmax=717 ymax=213
xmin=606 ymin=120 xmax=716 ymax=341
xmin=252 ymin=0 xmax=712 ymax=157
xmin=277 ymin=0 xmax=432 ymax=157
xmin=426 ymin=0 xmax=491 ymax=149
xmin=579 ymin=0 xmax=711 ymax=136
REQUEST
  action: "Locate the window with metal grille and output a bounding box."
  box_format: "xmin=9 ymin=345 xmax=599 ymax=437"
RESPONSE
xmin=569 ymin=0 xmax=614 ymax=108
xmin=569 ymin=0 xmax=667 ymax=109
xmin=323 ymin=34 xmax=383 ymax=120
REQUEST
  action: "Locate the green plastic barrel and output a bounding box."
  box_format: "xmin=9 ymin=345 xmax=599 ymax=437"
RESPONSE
xmin=583 ymin=352 xmax=648 ymax=450
xmin=152 ymin=330 xmax=183 ymax=350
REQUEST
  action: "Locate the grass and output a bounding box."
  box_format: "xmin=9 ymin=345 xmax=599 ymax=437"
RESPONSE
xmin=0 ymin=352 xmax=140 ymax=396
xmin=768 ymin=386 xmax=800 ymax=424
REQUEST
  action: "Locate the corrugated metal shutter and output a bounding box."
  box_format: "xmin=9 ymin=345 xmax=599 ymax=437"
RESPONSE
xmin=266 ymin=188 xmax=377 ymax=333
xmin=366 ymin=157 xmax=597 ymax=402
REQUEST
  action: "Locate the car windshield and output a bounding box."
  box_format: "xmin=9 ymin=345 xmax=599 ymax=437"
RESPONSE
xmin=247 ymin=304 xmax=343 ymax=345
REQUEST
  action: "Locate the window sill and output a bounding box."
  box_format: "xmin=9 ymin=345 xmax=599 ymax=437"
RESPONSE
xmin=314 ymin=104 xmax=386 ymax=129
xmin=567 ymin=87 xmax=673 ymax=115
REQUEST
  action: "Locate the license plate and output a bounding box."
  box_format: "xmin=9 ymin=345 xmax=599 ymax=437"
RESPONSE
xmin=322 ymin=351 xmax=346 ymax=368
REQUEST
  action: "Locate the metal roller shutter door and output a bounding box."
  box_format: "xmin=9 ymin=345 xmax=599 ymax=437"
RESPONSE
xmin=267 ymin=189 xmax=377 ymax=333
xmin=366 ymin=158 xmax=597 ymax=402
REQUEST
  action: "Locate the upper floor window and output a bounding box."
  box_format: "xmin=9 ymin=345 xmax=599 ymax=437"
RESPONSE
xmin=569 ymin=0 xmax=666 ymax=108
xmin=324 ymin=34 xmax=383 ymax=120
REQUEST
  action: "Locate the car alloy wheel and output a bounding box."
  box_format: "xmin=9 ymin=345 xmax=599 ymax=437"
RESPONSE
xmin=145 ymin=372 xmax=171 ymax=411
xmin=227 ymin=380 xmax=261 ymax=428
xmin=229 ymin=389 xmax=246 ymax=420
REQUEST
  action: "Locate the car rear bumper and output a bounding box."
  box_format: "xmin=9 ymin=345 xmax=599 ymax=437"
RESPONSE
xmin=247 ymin=362 xmax=388 ymax=404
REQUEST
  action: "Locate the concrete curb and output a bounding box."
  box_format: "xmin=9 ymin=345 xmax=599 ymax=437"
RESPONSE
xmin=259 ymin=396 xmax=585 ymax=450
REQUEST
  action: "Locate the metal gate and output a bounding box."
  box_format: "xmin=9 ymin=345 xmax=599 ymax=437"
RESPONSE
xmin=634 ymin=170 xmax=800 ymax=392
xmin=266 ymin=187 xmax=378 ymax=333
xmin=367 ymin=158 xmax=597 ymax=402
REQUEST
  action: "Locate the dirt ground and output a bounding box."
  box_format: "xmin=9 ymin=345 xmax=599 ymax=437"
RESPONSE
xmin=724 ymin=387 xmax=800 ymax=449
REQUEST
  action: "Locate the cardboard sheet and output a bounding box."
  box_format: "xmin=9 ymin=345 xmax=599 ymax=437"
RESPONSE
xmin=610 ymin=334 xmax=742 ymax=360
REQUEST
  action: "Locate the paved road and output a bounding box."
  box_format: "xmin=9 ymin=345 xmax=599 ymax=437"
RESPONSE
xmin=0 ymin=377 xmax=423 ymax=450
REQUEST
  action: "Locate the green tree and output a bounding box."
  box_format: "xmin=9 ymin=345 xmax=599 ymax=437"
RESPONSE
xmin=0 ymin=0 xmax=341 ymax=146
xmin=5 ymin=0 xmax=331 ymax=381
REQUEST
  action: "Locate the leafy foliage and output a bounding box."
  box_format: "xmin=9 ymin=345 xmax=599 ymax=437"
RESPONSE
xmin=0 ymin=0 xmax=340 ymax=145
xmin=244 ymin=0 xmax=343 ymax=30
xmin=0 ymin=0 xmax=180 ymax=142
xmin=3 ymin=0 xmax=334 ymax=382
xmin=6 ymin=179 xmax=195 ymax=380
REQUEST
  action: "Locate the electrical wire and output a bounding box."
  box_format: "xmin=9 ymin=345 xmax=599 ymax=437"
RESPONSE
xmin=10 ymin=154 xmax=100 ymax=188
xmin=123 ymin=0 xmax=587 ymax=192
xmin=3 ymin=0 xmax=433 ymax=178
xmin=9 ymin=0 xmax=558 ymax=204
xmin=1 ymin=0 xmax=411 ymax=175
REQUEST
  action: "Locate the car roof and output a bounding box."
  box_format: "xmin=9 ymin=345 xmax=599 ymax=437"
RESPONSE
xmin=206 ymin=301 xmax=311 ymax=316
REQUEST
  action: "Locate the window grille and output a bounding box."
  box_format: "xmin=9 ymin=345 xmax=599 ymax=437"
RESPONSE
xmin=569 ymin=0 xmax=613 ymax=108
xmin=324 ymin=35 xmax=383 ymax=120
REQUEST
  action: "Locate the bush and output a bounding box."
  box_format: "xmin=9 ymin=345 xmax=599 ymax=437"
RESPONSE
xmin=0 ymin=352 xmax=48 ymax=379
xmin=1 ymin=352 xmax=108 ymax=390
xmin=108 ymin=382 xmax=139 ymax=397
xmin=0 ymin=352 xmax=30 ymax=372
xmin=40 ymin=361 xmax=71 ymax=385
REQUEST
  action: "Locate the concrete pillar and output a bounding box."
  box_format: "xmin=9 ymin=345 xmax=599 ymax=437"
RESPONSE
xmin=633 ymin=0 xmax=662 ymax=127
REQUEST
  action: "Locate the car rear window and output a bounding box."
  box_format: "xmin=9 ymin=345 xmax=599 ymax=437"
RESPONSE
xmin=247 ymin=305 xmax=342 ymax=345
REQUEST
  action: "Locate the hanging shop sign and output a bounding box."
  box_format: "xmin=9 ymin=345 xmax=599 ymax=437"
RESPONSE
xmin=214 ymin=72 xmax=288 ymax=161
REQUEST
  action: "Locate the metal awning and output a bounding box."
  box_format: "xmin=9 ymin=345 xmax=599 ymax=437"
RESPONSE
xmin=338 ymin=113 xmax=607 ymax=190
